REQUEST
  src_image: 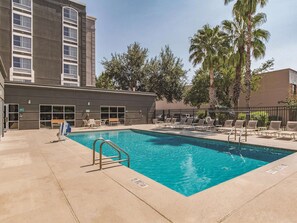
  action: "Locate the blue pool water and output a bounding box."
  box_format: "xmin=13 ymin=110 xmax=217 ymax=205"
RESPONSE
xmin=68 ymin=130 xmax=293 ymax=196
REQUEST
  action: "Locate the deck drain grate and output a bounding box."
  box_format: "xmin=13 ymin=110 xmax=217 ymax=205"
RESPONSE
xmin=131 ymin=178 xmax=149 ymax=188
xmin=266 ymin=164 xmax=288 ymax=174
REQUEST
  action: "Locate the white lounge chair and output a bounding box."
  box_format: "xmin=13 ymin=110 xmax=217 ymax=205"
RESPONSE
xmin=278 ymin=121 xmax=297 ymax=140
xmin=216 ymin=120 xmax=233 ymax=132
xmin=258 ymin=121 xmax=282 ymax=137
xmin=245 ymin=120 xmax=258 ymax=135
xmin=197 ymin=119 xmax=215 ymax=131
xmin=88 ymin=119 xmax=96 ymax=128
xmin=173 ymin=118 xmax=187 ymax=129
xmin=182 ymin=118 xmax=194 ymax=129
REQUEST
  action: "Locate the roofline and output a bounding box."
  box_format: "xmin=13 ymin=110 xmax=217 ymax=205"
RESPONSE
xmin=4 ymin=82 xmax=157 ymax=97
xmin=69 ymin=0 xmax=86 ymax=6
xmin=0 ymin=57 xmax=7 ymax=78
xmin=86 ymin=15 xmax=97 ymax=21
xmin=259 ymin=68 xmax=297 ymax=75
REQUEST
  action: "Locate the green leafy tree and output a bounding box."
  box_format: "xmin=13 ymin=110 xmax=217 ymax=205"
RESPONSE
xmin=101 ymin=43 xmax=186 ymax=102
xmin=101 ymin=42 xmax=148 ymax=91
xmin=189 ymin=25 xmax=229 ymax=108
xmin=184 ymin=69 xmax=209 ymax=108
xmin=96 ymin=72 xmax=115 ymax=89
xmin=145 ymin=46 xmax=187 ymax=102
xmin=224 ymin=0 xmax=269 ymax=107
xmin=184 ymin=67 xmax=234 ymax=108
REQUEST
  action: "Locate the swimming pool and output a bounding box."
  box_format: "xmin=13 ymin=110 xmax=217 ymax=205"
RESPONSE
xmin=68 ymin=129 xmax=293 ymax=196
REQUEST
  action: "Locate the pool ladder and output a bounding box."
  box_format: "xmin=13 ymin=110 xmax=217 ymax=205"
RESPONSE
xmin=92 ymin=137 xmax=130 ymax=170
xmin=228 ymin=128 xmax=245 ymax=145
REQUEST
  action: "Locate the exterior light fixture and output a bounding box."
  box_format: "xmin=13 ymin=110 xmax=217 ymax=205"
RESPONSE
xmin=87 ymin=102 xmax=91 ymax=106
xmin=27 ymin=99 xmax=31 ymax=104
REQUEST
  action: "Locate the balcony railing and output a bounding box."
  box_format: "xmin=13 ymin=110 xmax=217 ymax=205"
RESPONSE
xmin=13 ymin=2 xmax=31 ymax=12
xmin=13 ymin=45 xmax=31 ymax=53
xmin=13 ymin=24 xmax=31 ymax=33
xmin=13 ymin=67 xmax=31 ymax=74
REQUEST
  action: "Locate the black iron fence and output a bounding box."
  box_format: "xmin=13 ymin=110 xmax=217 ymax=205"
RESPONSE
xmin=154 ymin=106 xmax=297 ymax=127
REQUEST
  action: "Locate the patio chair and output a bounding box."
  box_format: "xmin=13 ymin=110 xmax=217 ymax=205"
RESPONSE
xmin=216 ymin=120 xmax=234 ymax=132
xmin=245 ymin=120 xmax=258 ymax=135
xmin=258 ymin=121 xmax=282 ymax=137
xmin=194 ymin=119 xmax=205 ymax=131
xmin=278 ymin=121 xmax=297 ymax=140
xmin=173 ymin=117 xmax=187 ymax=128
xmin=95 ymin=120 xmax=102 ymax=127
xmin=88 ymin=119 xmax=96 ymax=128
xmin=160 ymin=118 xmax=172 ymax=126
xmin=82 ymin=119 xmax=89 ymax=127
xmin=196 ymin=119 xmax=215 ymax=131
xmin=182 ymin=118 xmax=194 ymax=129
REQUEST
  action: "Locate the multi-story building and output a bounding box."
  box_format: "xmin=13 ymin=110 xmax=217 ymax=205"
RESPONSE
xmin=0 ymin=0 xmax=156 ymax=130
xmin=0 ymin=57 xmax=6 ymax=138
xmin=239 ymin=69 xmax=297 ymax=107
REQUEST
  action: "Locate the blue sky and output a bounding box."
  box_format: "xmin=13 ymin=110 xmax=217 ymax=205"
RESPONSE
xmin=82 ymin=0 xmax=297 ymax=82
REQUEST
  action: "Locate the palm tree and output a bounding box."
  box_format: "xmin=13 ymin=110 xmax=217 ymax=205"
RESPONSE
xmin=224 ymin=0 xmax=268 ymax=107
xmin=222 ymin=16 xmax=246 ymax=109
xmin=189 ymin=25 xmax=228 ymax=109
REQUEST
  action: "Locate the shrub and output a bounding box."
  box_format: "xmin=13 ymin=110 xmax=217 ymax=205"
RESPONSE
xmin=236 ymin=111 xmax=269 ymax=127
xmin=196 ymin=110 xmax=206 ymax=119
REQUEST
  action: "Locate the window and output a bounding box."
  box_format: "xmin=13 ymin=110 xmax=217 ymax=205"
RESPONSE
xmin=40 ymin=105 xmax=75 ymax=128
xmin=292 ymin=84 xmax=297 ymax=95
xmin=64 ymin=8 xmax=78 ymax=23
xmin=100 ymin=106 xmax=126 ymax=124
xmin=13 ymin=35 xmax=31 ymax=52
xmin=13 ymin=57 xmax=31 ymax=71
xmin=64 ymin=64 xmax=77 ymax=77
xmin=64 ymin=26 xmax=77 ymax=41
xmin=8 ymin=104 xmax=19 ymax=130
xmin=13 ymin=13 xmax=31 ymax=31
xmin=13 ymin=0 xmax=31 ymax=10
xmin=64 ymin=45 xmax=77 ymax=60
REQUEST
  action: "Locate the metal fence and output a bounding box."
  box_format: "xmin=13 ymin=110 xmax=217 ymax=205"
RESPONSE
xmin=155 ymin=106 xmax=297 ymax=127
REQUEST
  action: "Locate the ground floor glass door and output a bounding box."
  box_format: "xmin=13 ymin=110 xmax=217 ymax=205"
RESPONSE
xmin=4 ymin=104 xmax=8 ymax=131
xmin=4 ymin=104 xmax=19 ymax=130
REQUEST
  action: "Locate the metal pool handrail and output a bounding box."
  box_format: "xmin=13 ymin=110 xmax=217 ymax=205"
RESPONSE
xmin=92 ymin=137 xmax=130 ymax=170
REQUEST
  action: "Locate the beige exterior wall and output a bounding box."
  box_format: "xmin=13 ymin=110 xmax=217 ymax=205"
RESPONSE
xmin=239 ymin=69 xmax=292 ymax=107
xmin=157 ymin=69 xmax=296 ymax=110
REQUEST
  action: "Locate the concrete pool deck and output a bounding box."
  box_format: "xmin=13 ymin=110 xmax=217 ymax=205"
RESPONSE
xmin=1 ymin=124 xmax=297 ymax=222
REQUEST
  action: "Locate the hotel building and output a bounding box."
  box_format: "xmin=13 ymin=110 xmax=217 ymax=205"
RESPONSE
xmin=0 ymin=0 xmax=156 ymax=130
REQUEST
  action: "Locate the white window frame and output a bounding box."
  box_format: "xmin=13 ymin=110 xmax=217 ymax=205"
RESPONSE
xmin=12 ymin=0 xmax=32 ymax=12
xmin=13 ymin=33 xmax=32 ymax=53
xmin=11 ymin=0 xmax=34 ymax=83
xmin=63 ymin=62 xmax=78 ymax=78
xmin=63 ymin=7 xmax=78 ymax=25
xmin=62 ymin=6 xmax=79 ymax=87
xmin=63 ymin=25 xmax=78 ymax=43
xmin=12 ymin=12 xmax=32 ymax=33
xmin=13 ymin=55 xmax=31 ymax=71
xmin=63 ymin=44 xmax=78 ymax=61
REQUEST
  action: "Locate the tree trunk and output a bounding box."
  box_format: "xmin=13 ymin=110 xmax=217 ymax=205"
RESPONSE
xmin=245 ymin=13 xmax=252 ymax=108
xmin=209 ymin=67 xmax=216 ymax=109
xmin=233 ymin=64 xmax=242 ymax=109
xmin=233 ymin=48 xmax=244 ymax=109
